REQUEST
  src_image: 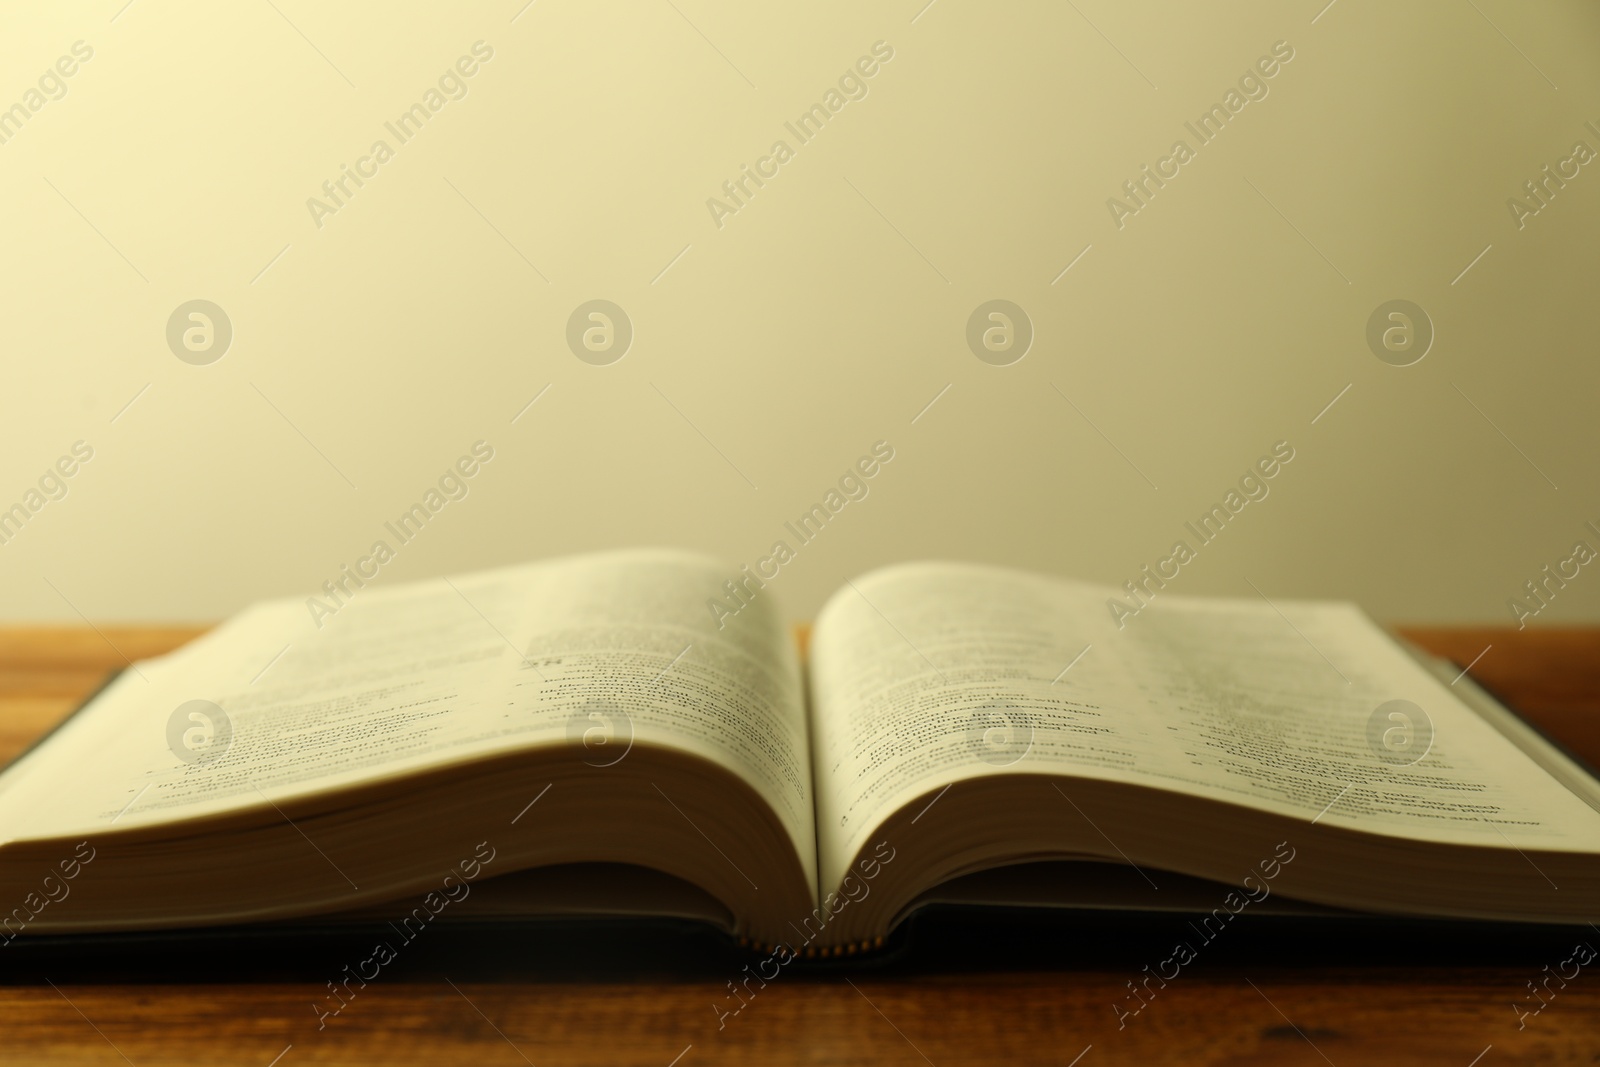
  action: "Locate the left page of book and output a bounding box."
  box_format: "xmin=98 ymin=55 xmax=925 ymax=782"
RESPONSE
xmin=0 ymin=549 xmax=816 ymax=891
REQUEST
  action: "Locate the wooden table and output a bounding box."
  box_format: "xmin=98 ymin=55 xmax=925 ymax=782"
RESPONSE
xmin=1 ymin=625 xmax=1597 ymax=1066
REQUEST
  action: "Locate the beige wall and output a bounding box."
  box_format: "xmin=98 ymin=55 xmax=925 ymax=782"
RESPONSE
xmin=1 ymin=1 xmax=1597 ymax=628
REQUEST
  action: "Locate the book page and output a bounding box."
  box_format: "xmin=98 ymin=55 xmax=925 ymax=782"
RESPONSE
xmin=809 ymin=562 xmax=1600 ymax=893
xmin=0 ymin=550 xmax=816 ymax=890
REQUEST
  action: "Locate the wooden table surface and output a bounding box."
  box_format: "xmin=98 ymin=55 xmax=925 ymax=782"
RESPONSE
xmin=1 ymin=625 xmax=1598 ymax=1066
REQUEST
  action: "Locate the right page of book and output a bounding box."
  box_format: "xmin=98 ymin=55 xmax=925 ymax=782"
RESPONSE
xmin=808 ymin=562 xmax=1600 ymax=894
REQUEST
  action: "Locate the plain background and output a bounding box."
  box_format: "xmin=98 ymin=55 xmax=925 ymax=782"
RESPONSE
xmin=0 ymin=0 xmax=1596 ymax=627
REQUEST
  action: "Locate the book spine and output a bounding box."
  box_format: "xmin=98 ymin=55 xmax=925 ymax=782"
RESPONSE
xmin=742 ymin=935 xmax=887 ymax=958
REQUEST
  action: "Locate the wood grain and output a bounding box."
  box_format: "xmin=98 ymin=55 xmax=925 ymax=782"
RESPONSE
xmin=0 ymin=625 xmax=1597 ymax=1066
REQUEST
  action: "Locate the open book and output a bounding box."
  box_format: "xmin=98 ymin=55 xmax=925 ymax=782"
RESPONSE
xmin=3 ymin=550 xmax=1598 ymax=954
